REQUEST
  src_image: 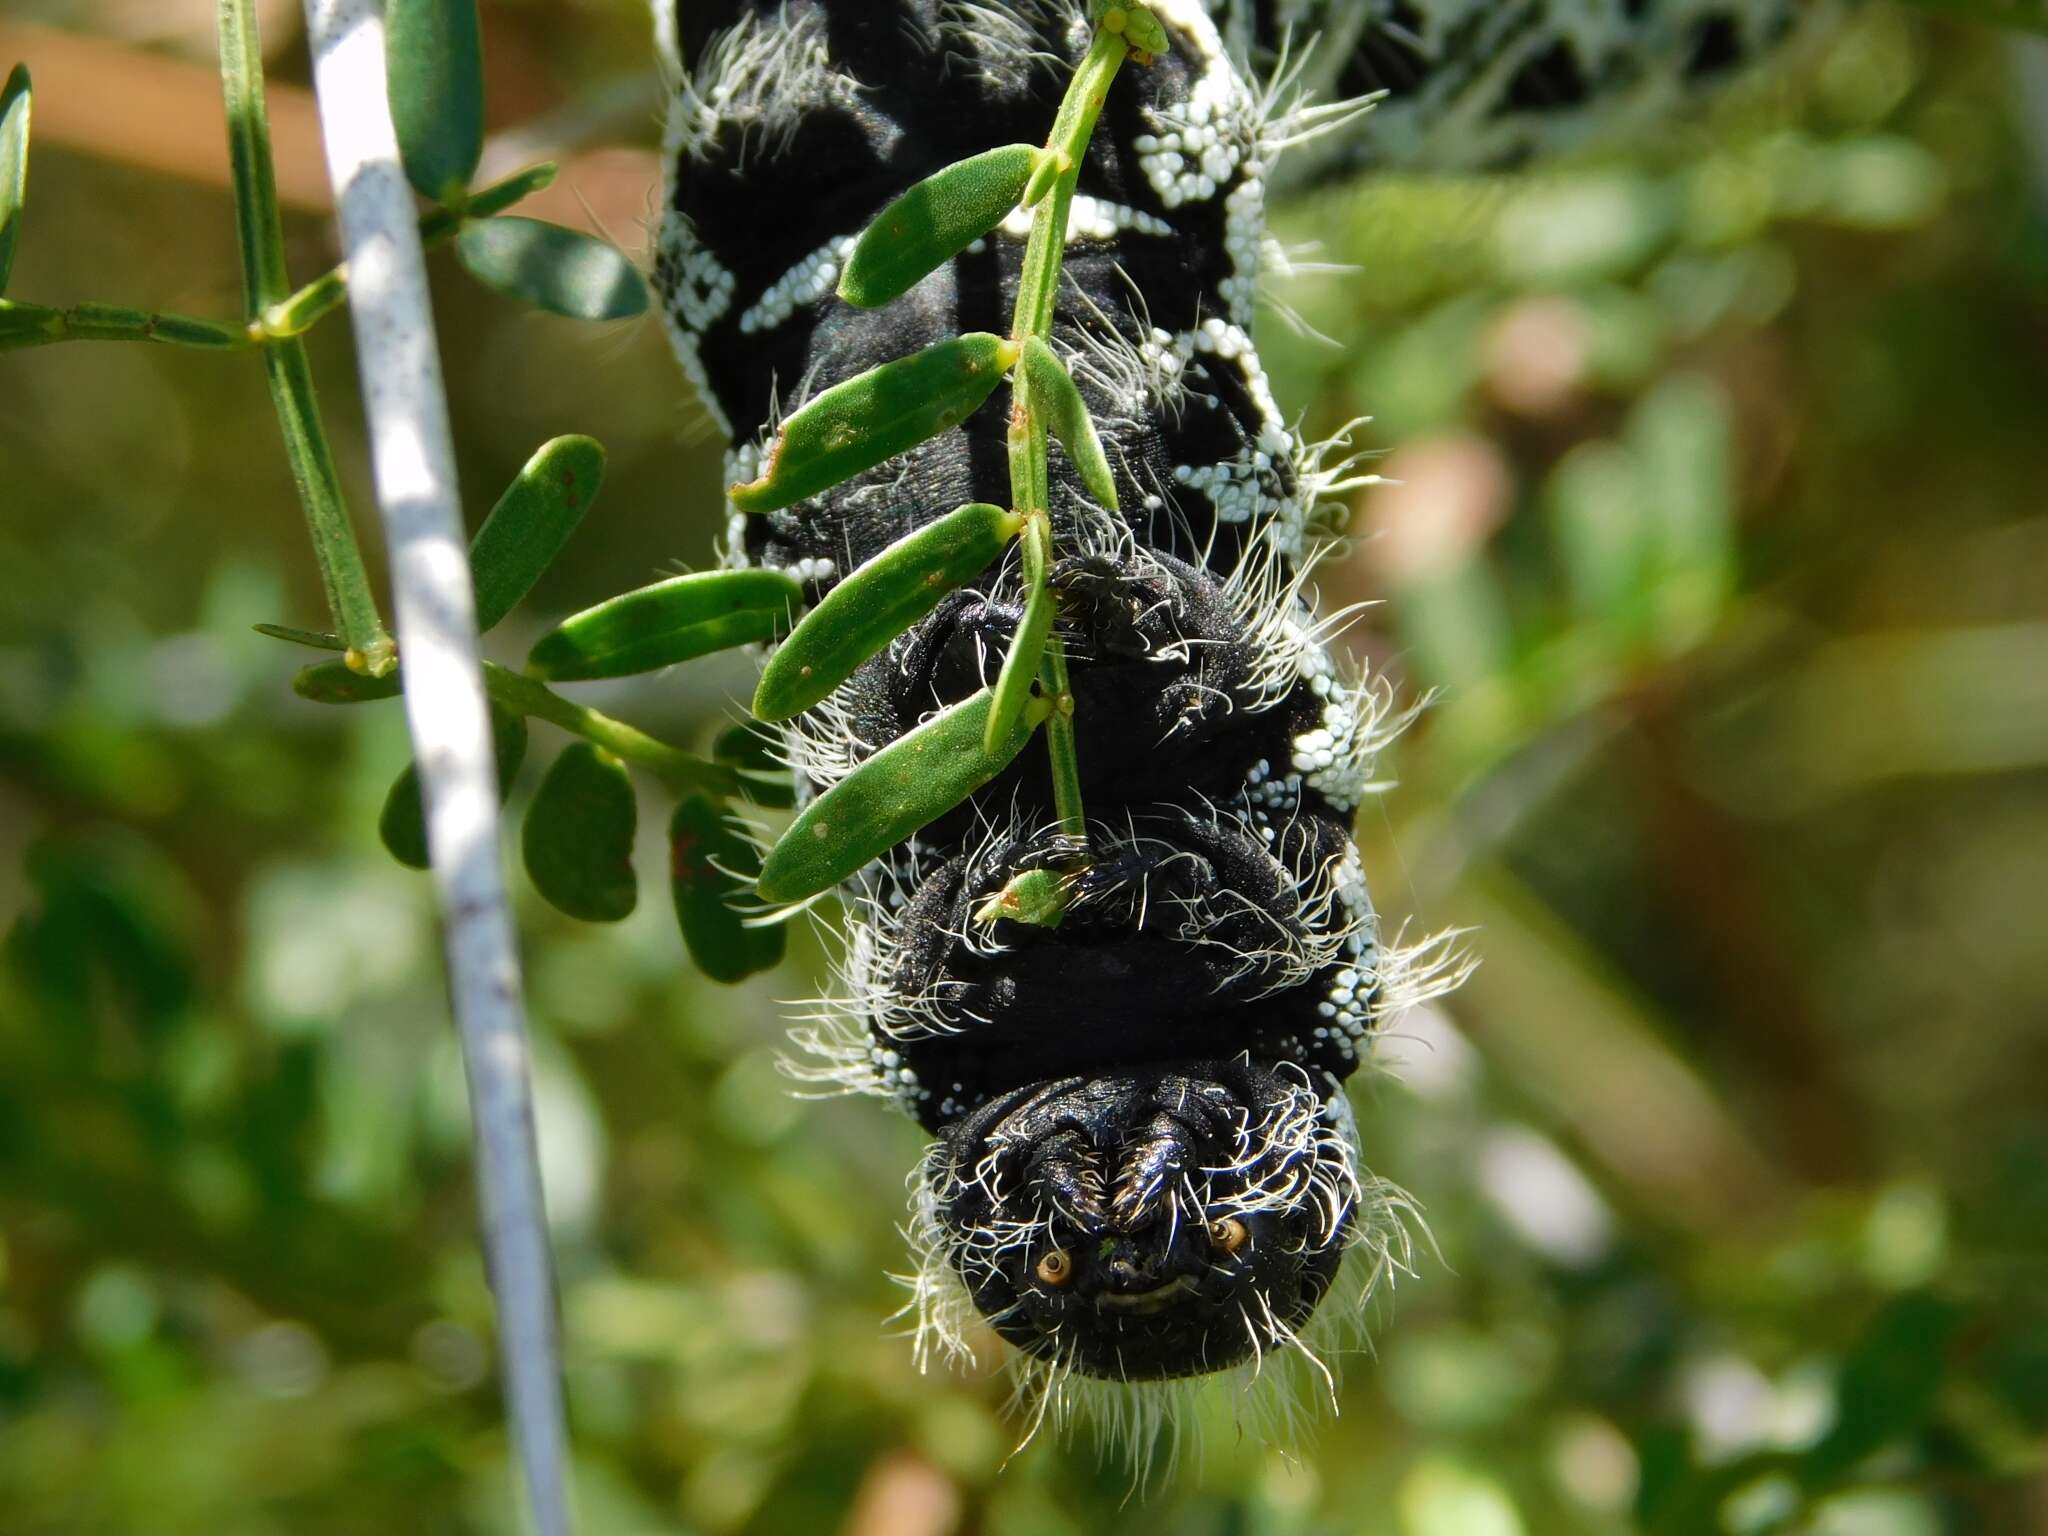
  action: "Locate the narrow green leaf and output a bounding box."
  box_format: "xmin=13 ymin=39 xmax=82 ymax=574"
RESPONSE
xmin=757 ymin=687 xmax=1050 ymax=903
xmin=670 ymin=797 xmax=785 ymax=982
xmin=456 ymin=216 xmax=649 ymax=320
xmin=380 ymin=706 xmax=528 ymax=869
xmin=528 ymin=568 xmax=803 ymax=681
xmin=522 ymin=743 xmax=638 ymax=921
xmin=470 ymin=435 xmax=606 ymax=632
xmin=838 ymin=144 xmax=1038 ymax=309
xmin=0 ymin=65 xmax=29 ymax=296
xmin=753 ymin=502 xmax=1023 ymax=721
xmin=713 ymin=722 xmax=795 ymax=810
xmin=1022 ymin=336 xmax=1118 ymax=510
xmin=984 ymin=512 xmax=1055 ymax=754
xmin=386 ymin=0 xmax=484 ymax=203
xmin=256 ymin=623 xmax=345 ymax=651
xmin=731 ymin=333 xmax=1019 ymax=514
xmin=293 ymin=659 xmax=403 ymax=705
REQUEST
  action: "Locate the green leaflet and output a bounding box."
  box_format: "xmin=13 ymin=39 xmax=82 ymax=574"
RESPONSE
xmin=753 ymin=501 xmax=1024 ymax=721
xmin=0 ymin=65 xmax=30 ymax=296
xmin=670 ymin=796 xmax=786 ymax=983
xmin=730 ymin=333 xmax=1018 ymax=514
xmin=983 ymin=511 xmax=1055 ymax=755
xmin=255 ymin=624 xmax=346 ymax=652
xmin=1021 ymin=336 xmax=1118 ymax=511
xmin=470 ymin=435 xmax=606 ymax=633
xmin=528 ymin=568 xmax=803 ymax=681
xmin=379 ymin=705 xmax=529 ymax=870
xmin=294 ymin=659 xmax=403 ymax=705
xmin=386 ymin=0 xmax=485 ymax=204
xmin=713 ymin=722 xmax=796 ymax=810
xmin=522 ymin=743 xmax=638 ymax=922
xmin=756 ymin=688 xmax=1050 ymax=904
xmin=838 ymin=143 xmax=1039 ymax=308
xmin=456 ymin=217 xmax=649 ymax=321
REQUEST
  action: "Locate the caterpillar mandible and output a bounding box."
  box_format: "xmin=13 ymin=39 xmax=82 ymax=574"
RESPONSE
xmin=650 ymin=0 xmax=1829 ymax=1447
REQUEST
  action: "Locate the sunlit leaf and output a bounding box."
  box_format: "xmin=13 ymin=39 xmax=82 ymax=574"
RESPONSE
xmin=753 ymin=501 xmax=1022 ymax=721
xmin=386 ymin=0 xmax=484 ymax=203
xmin=714 ymin=722 xmax=795 ymax=810
xmin=522 ymin=743 xmax=637 ymax=922
xmin=756 ymin=687 xmax=1049 ymax=903
xmin=528 ymin=568 xmax=802 ymax=681
xmin=456 ymin=216 xmax=649 ymax=320
xmin=838 ymin=143 xmax=1038 ymax=308
xmin=0 ymin=65 xmax=30 ymax=295
xmin=670 ymin=796 xmax=785 ymax=983
xmin=730 ymin=333 xmax=1018 ymax=513
xmin=984 ymin=511 xmax=1054 ymax=754
xmin=379 ymin=705 xmax=528 ymax=870
xmin=470 ymin=435 xmax=606 ymax=632
xmin=1022 ymin=336 xmax=1118 ymax=509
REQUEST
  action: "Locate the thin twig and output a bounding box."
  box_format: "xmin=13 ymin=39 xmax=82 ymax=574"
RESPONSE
xmin=294 ymin=3 xmax=574 ymax=1533
xmin=217 ymin=0 xmax=392 ymax=671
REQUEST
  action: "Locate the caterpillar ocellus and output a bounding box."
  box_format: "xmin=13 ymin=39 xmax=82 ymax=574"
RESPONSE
xmin=649 ymin=0 xmax=1831 ymax=1453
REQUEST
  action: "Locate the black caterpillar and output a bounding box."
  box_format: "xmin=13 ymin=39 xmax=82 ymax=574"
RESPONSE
xmin=651 ymin=0 xmax=1825 ymax=1445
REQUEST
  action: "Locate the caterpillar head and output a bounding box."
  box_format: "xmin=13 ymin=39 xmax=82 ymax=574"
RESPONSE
xmin=927 ymin=1060 xmax=1357 ymax=1380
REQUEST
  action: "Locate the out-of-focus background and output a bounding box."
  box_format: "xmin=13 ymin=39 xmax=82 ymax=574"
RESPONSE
xmin=3 ymin=3 xmax=2045 ymax=1533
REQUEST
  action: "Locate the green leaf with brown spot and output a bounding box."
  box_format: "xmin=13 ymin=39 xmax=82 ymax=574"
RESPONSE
xmin=756 ymin=687 xmax=1049 ymax=904
xmin=730 ymin=333 xmax=1018 ymax=514
xmin=754 ymin=501 xmax=1023 ymax=721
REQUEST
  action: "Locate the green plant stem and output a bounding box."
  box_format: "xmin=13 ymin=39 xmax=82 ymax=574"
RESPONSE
xmin=218 ymin=0 xmax=395 ymax=674
xmin=260 ymin=162 xmax=557 ymax=337
xmin=481 ymin=663 xmax=740 ymax=798
xmin=0 ymin=299 xmax=251 ymax=351
xmin=0 ymin=164 xmax=556 ymax=355
xmin=1005 ymin=23 xmax=1129 ymax=848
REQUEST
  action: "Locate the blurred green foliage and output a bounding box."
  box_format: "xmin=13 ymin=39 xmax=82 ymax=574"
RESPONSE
xmin=2 ymin=5 xmax=2045 ymax=1534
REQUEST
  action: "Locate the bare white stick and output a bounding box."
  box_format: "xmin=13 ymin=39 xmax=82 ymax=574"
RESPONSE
xmin=297 ymin=4 xmax=573 ymax=1533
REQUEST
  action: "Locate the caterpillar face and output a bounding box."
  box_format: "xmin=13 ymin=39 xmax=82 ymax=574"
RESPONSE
xmin=928 ymin=1062 xmax=1357 ymax=1379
